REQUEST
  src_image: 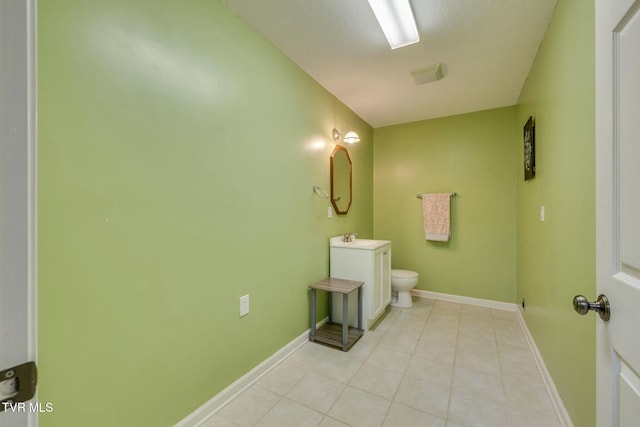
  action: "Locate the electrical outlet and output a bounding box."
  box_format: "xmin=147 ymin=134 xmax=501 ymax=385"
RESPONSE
xmin=240 ymin=294 xmax=250 ymax=317
xmin=540 ymin=205 xmax=545 ymax=222
xmin=328 ymin=206 xmax=333 ymax=218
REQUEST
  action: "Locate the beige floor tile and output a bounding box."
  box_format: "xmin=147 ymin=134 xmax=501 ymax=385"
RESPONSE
xmin=500 ymin=356 xmax=541 ymax=388
xmin=507 ymin=411 xmax=562 ymax=427
xmin=500 ymin=353 xmax=540 ymax=383
xmin=457 ymin=321 xmax=495 ymax=341
xmin=405 ymin=355 xmax=453 ymax=389
xmin=350 ymin=364 xmax=403 ymax=400
xmin=501 ymin=367 xmax=545 ymax=392
xmin=394 ymin=376 xmax=450 ymax=419
xmin=314 ymin=350 xmax=365 ymax=384
xmin=432 ymin=301 xmax=463 ymax=314
xmin=504 ymin=382 xmax=556 ymax=418
xmin=425 ymin=322 xmax=459 ymax=337
xmin=377 ymin=331 xmax=419 ymax=354
xmin=382 ymin=307 xmax=402 ymax=322
xmin=459 ymin=310 xmax=493 ymax=323
xmin=370 ymin=320 xmax=393 ymax=336
xmin=414 ymin=339 xmax=456 ymax=366
xmin=218 ymin=386 xmax=281 ymax=427
xmin=412 ymin=297 xmax=435 ymax=307
xmin=495 ymin=332 xmax=529 ymax=351
xmin=461 ymin=304 xmax=492 ymax=316
xmin=211 ymin=299 xmax=561 ymax=427
xmin=345 ymin=335 xmax=379 ymax=361
xmin=498 ymin=345 xmax=535 ymax=365
xmin=459 ymin=319 xmax=493 ymax=332
xmin=432 ymin=302 xmax=462 ymax=314
xmin=491 ymin=309 xmax=517 ymax=321
xmin=286 ymin=373 xmax=345 ymax=413
xmin=361 ymin=325 xmax=388 ymax=343
xmin=399 ymin=306 xmax=431 ymax=326
xmin=493 ymin=321 xmax=524 ymax=341
xmin=287 ymin=342 xmax=331 ymax=368
xmin=364 ymin=346 xmax=412 ymax=374
xmin=318 ymin=416 xmax=350 ymax=427
xmin=388 ymin=321 xmax=426 ymax=340
xmin=202 ymin=414 xmax=240 ymax=427
xmin=451 ymin=366 xmax=505 ymax=403
xmin=456 ymin=332 xmax=498 ymax=354
xmin=428 ymin=313 xmax=461 ymax=326
xmin=256 ymin=360 xmax=306 ymax=395
xmin=256 ymin=398 xmax=324 ymax=427
xmin=455 ymin=349 xmax=501 ymax=377
xmin=328 ymin=386 xmax=391 ymax=427
xmin=397 ymin=308 xmax=431 ymax=326
xmin=447 ymin=390 xmax=509 ymax=427
xmin=383 ymin=402 xmax=446 ymax=427
xmin=428 ymin=311 xmax=461 ymax=325
xmin=420 ymin=325 xmax=459 ymax=345
xmin=425 ymin=321 xmax=459 ymax=337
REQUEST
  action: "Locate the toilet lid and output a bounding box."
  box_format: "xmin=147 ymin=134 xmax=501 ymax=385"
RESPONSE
xmin=391 ymin=269 xmax=418 ymax=279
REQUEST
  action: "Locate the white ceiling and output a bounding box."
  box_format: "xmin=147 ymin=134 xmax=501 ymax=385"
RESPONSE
xmin=222 ymin=0 xmax=557 ymax=128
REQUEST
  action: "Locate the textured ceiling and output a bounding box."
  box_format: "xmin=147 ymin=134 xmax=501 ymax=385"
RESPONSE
xmin=222 ymin=0 xmax=557 ymax=128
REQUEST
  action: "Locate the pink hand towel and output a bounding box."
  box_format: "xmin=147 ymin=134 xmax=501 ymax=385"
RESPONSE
xmin=422 ymin=193 xmax=451 ymax=242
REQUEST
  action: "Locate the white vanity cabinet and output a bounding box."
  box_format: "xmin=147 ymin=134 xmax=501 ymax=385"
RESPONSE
xmin=329 ymin=238 xmax=391 ymax=332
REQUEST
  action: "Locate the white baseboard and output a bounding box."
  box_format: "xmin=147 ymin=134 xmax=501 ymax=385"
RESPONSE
xmin=411 ymin=289 xmax=519 ymax=312
xmin=174 ymin=318 xmax=327 ymax=427
xmin=411 ymin=290 xmax=573 ymax=427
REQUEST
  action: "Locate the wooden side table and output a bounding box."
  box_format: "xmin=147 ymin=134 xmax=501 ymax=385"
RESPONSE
xmin=309 ymin=277 xmax=364 ymax=351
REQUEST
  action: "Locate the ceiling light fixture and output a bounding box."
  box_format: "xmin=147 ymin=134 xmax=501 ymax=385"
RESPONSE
xmin=367 ymin=0 xmax=419 ymax=49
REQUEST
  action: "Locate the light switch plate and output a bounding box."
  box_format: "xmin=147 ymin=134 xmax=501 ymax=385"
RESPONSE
xmin=240 ymin=294 xmax=249 ymax=317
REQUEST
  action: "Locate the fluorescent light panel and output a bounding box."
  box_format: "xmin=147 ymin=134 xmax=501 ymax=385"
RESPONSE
xmin=368 ymin=0 xmax=419 ymax=49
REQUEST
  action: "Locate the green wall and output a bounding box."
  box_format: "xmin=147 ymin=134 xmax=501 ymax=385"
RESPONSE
xmin=516 ymin=0 xmax=595 ymax=426
xmin=373 ymin=107 xmax=518 ymax=303
xmin=37 ymin=1 xmax=372 ymax=425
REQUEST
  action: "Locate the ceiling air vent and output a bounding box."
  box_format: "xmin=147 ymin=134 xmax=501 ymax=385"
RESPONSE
xmin=411 ymin=63 xmax=444 ymax=85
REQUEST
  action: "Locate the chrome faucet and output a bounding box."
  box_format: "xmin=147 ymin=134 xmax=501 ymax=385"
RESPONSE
xmin=343 ymin=232 xmax=358 ymax=242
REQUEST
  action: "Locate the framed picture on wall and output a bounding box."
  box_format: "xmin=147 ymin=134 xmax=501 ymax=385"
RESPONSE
xmin=524 ymin=116 xmax=535 ymax=181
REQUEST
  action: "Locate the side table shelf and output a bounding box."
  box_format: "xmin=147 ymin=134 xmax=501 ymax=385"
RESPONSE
xmin=309 ymin=277 xmax=364 ymax=351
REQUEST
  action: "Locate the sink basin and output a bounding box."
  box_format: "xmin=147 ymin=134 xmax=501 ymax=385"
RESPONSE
xmin=329 ymin=236 xmax=391 ymax=250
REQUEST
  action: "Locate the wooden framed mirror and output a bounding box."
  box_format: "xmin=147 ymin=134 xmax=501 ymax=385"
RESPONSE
xmin=330 ymin=145 xmax=352 ymax=215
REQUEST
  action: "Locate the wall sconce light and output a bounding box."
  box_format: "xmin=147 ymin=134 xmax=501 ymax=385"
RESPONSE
xmin=332 ymin=128 xmax=360 ymax=144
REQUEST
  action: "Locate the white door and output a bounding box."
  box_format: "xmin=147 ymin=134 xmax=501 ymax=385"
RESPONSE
xmin=595 ymin=0 xmax=640 ymax=425
xmin=0 ymin=0 xmax=37 ymax=426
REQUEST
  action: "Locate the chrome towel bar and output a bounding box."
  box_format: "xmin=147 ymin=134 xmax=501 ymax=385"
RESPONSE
xmin=416 ymin=192 xmax=456 ymax=199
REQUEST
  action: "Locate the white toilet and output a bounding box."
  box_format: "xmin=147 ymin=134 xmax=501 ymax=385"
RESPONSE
xmin=390 ymin=269 xmax=419 ymax=308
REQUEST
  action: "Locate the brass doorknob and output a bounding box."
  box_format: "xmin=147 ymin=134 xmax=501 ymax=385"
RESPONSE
xmin=573 ymin=294 xmax=610 ymax=321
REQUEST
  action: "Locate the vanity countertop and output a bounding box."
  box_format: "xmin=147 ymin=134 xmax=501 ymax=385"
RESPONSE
xmin=329 ymin=236 xmax=391 ymax=250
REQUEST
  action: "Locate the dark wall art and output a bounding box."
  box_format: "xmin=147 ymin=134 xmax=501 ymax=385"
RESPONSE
xmin=524 ymin=116 xmax=535 ymax=181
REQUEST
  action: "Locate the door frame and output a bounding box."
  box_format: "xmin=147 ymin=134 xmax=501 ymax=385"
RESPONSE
xmin=25 ymin=0 xmax=38 ymax=385
xmin=1 ymin=0 xmax=37 ymax=425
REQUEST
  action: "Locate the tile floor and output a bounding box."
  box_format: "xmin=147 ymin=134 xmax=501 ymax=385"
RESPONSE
xmin=204 ymin=298 xmax=563 ymax=427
